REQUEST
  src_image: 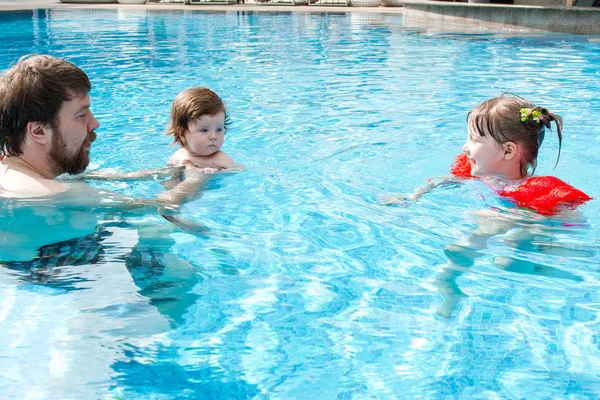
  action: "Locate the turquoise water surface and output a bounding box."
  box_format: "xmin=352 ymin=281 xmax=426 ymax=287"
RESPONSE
xmin=1 ymin=9 xmax=600 ymax=399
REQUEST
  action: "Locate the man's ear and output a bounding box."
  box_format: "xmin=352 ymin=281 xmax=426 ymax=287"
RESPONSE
xmin=503 ymin=141 xmax=518 ymax=161
xmin=25 ymin=122 xmax=51 ymax=145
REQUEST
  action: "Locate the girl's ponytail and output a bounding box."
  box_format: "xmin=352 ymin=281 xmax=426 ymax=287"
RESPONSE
xmin=535 ymin=107 xmax=562 ymax=168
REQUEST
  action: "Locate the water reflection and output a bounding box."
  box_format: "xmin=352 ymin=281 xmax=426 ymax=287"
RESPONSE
xmin=0 ymin=196 xmax=204 ymax=396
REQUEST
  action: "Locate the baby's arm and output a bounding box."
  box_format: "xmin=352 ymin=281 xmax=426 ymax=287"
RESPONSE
xmin=202 ymin=163 xmax=246 ymax=175
xmin=71 ymin=166 xmax=185 ymax=182
xmin=379 ymin=176 xmax=460 ymax=206
xmin=196 ymin=151 xmax=245 ymax=174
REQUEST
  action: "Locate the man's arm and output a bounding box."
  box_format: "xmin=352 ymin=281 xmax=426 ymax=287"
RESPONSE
xmin=156 ymin=168 xmax=209 ymax=207
xmin=55 ymin=181 xmax=160 ymax=212
xmin=63 ymin=165 xmax=209 ymax=211
xmin=70 ymin=166 xmax=185 ymax=182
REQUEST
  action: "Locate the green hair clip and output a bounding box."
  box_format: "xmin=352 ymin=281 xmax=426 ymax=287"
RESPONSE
xmin=520 ymin=108 xmax=544 ymax=124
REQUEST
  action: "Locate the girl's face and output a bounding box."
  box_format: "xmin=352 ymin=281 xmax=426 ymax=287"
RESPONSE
xmin=183 ymin=112 xmax=225 ymax=156
xmin=462 ymin=129 xmax=506 ymax=177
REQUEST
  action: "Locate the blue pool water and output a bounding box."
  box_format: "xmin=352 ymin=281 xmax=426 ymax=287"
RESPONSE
xmin=1 ymin=8 xmax=600 ymax=399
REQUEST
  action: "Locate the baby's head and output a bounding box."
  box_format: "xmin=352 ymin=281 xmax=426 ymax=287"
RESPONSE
xmin=466 ymin=94 xmax=562 ymax=177
xmin=167 ymin=87 xmax=230 ymax=156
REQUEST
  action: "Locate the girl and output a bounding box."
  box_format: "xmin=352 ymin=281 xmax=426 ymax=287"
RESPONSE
xmin=382 ymin=94 xmax=591 ymax=215
xmin=381 ymin=94 xmax=592 ymax=318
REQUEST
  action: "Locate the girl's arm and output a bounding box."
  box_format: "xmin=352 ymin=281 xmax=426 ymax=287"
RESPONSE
xmin=379 ymin=176 xmax=461 ymax=206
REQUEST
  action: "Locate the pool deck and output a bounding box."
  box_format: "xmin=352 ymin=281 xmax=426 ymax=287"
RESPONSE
xmin=0 ymin=0 xmax=599 ymax=34
xmin=403 ymin=0 xmax=600 ymax=35
xmin=0 ymin=0 xmax=403 ymax=13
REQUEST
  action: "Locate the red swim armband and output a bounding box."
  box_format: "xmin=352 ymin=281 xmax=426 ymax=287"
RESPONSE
xmin=499 ymin=176 xmax=592 ymax=216
xmin=450 ymin=153 xmax=474 ymax=178
xmin=448 ymin=153 xmax=592 ymax=215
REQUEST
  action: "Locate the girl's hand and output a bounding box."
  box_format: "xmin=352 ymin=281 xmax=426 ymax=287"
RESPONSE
xmin=377 ymin=193 xmax=418 ymax=207
xmin=378 ymin=177 xmax=457 ymax=207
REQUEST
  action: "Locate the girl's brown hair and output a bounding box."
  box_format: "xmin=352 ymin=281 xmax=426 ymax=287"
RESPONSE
xmin=468 ymin=94 xmax=562 ymax=176
xmin=166 ymin=87 xmax=229 ymax=146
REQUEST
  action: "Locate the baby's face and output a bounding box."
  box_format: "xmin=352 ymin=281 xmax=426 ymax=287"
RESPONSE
xmin=184 ymin=112 xmax=225 ymax=157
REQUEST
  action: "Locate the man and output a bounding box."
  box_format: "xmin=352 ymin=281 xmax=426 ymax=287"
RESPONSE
xmin=0 ymin=55 xmax=116 ymax=262
xmin=0 ymin=55 xmax=99 ymax=197
xmin=0 ymin=55 xmax=202 ymax=326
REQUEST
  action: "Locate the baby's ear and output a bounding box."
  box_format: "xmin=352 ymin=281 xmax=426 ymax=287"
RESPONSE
xmin=176 ymin=128 xmax=187 ymax=146
xmin=503 ymin=141 xmax=518 ymax=160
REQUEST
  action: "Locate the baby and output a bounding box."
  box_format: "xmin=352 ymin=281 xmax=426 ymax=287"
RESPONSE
xmin=166 ymin=87 xmax=243 ymax=174
xmin=74 ymin=86 xmax=243 ymax=207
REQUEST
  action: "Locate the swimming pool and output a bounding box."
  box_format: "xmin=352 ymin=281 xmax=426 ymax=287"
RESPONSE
xmin=1 ymin=8 xmax=600 ymax=398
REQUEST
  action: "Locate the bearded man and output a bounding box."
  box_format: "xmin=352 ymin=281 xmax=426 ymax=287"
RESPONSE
xmin=0 ymin=55 xmax=100 ymax=197
xmin=0 ymin=55 xmax=200 ymax=324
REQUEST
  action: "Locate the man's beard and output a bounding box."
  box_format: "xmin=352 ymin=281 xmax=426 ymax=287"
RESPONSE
xmin=48 ymin=127 xmax=96 ymax=176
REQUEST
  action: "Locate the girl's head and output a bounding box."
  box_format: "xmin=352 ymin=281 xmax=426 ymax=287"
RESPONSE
xmin=463 ymin=94 xmax=562 ymax=179
xmin=167 ymin=87 xmax=230 ymax=154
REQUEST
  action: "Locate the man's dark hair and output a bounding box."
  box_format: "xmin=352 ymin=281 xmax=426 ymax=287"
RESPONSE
xmin=0 ymin=55 xmax=91 ymax=157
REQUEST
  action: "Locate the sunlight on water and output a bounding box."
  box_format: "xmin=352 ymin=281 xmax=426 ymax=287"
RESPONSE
xmin=1 ymin=8 xmax=600 ymax=399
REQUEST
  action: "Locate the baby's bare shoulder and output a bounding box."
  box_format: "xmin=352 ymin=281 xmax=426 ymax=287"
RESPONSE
xmin=167 ymin=149 xmax=188 ymax=167
xmin=211 ymin=151 xmax=234 ymax=166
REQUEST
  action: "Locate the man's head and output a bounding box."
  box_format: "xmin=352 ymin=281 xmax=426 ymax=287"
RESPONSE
xmin=0 ymin=55 xmax=99 ymax=175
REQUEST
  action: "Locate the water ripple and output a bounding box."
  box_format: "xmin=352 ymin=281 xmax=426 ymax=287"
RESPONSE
xmin=1 ymin=9 xmax=600 ymax=399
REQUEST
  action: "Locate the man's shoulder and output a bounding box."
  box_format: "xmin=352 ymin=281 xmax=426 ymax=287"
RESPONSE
xmin=0 ymin=165 xmax=66 ymax=198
